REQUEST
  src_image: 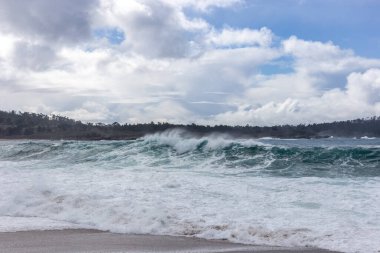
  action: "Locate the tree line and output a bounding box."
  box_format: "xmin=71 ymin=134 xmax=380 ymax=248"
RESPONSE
xmin=1 ymin=110 xmax=380 ymax=140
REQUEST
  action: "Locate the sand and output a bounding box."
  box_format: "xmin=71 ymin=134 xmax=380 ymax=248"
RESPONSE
xmin=0 ymin=229 xmax=341 ymax=253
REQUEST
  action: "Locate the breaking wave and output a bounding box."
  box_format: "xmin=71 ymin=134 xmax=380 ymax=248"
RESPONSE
xmin=0 ymin=130 xmax=380 ymax=252
xmin=1 ymin=130 xmax=379 ymax=178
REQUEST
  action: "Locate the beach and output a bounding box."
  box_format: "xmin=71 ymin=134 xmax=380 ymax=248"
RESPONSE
xmin=0 ymin=229 xmax=340 ymax=253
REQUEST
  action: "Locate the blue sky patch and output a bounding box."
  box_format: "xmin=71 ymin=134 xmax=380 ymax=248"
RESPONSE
xmin=258 ymin=56 xmax=294 ymax=76
xmin=94 ymin=27 xmax=125 ymax=45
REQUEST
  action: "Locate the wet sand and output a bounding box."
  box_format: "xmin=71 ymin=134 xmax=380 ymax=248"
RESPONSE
xmin=0 ymin=229 xmax=340 ymax=253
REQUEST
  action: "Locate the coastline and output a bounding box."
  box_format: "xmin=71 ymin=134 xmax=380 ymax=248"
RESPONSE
xmin=0 ymin=229 xmax=341 ymax=253
xmin=3 ymin=110 xmax=380 ymax=141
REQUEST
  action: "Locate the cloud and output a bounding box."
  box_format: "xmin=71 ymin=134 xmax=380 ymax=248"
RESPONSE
xmin=1 ymin=0 xmax=380 ymax=126
xmin=53 ymin=101 xmax=114 ymax=122
xmin=206 ymin=27 xmax=273 ymax=47
xmin=11 ymin=42 xmax=57 ymax=71
xmin=345 ymin=68 xmax=380 ymax=105
xmin=0 ymin=0 xmax=97 ymax=45
xmin=162 ymin=0 xmax=242 ymax=12
xmin=126 ymin=100 xmax=194 ymax=123
xmin=212 ymin=69 xmax=380 ymax=126
xmin=283 ymin=36 xmax=380 ymax=75
xmin=98 ymin=0 xmax=209 ymax=58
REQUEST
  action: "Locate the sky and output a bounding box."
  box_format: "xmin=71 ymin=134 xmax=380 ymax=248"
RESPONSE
xmin=1 ymin=0 xmax=380 ymax=126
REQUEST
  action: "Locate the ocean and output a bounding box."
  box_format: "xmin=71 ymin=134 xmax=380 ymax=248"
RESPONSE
xmin=0 ymin=130 xmax=379 ymax=253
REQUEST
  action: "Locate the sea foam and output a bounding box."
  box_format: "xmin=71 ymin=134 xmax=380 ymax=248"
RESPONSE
xmin=0 ymin=134 xmax=379 ymax=253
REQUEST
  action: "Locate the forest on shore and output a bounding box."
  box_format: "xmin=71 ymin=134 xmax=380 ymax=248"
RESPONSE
xmin=1 ymin=110 xmax=380 ymax=140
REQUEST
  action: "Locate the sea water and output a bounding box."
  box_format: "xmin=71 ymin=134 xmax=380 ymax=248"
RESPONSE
xmin=0 ymin=130 xmax=379 ymax=252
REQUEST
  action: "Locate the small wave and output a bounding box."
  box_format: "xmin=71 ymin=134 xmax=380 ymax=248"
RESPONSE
xmin=361 ymin=136 xmax=376 ymax=140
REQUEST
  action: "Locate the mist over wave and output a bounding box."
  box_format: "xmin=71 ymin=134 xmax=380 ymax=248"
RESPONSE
xmin=1 ymin=130 xmax=380 ymax=252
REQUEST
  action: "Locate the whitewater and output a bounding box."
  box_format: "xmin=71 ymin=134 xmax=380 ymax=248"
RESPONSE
xmin=0 ymin=130 xmax=379 ymax=253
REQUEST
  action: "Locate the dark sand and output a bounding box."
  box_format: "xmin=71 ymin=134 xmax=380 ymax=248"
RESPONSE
xmin=0 ymin=229 xmax=341 ymax=253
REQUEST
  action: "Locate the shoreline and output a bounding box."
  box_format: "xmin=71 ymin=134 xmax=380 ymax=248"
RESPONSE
xmin=0 ymin=229 xmax=341 ymax=253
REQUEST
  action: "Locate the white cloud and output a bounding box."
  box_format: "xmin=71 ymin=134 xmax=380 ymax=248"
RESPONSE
xmin=0 ymin=33 xmax=16 ymax=59
xmin=283 ymin=36 xmax=380 ymax=74
xmin=212 ymin=69 xmax=380 ymax=126
xmin=1 ymin=0 xmax=380 ymax=126
xmin=97 ymin=0 xmax=209 ymax=58
xmin=53 ymin=101 xmax=114 ymax=122
xmin=125 ymin=100 xmax=194 ymax=123
xmin=162 ymin=0 xmax=242 ymax=12
xmin=346 ymin=68 xmax=380 ymax=105
xmin=243 ymin=72 xmax=318 ymax=104
xmin=206 ymin=27 xmax=273 ymax=47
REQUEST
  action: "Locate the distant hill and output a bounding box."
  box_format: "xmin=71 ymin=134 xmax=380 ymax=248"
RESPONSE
xmin=0 ymin=110 xmax=380 ymax=140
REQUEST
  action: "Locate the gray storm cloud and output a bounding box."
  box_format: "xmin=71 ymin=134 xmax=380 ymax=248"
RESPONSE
xmin=0 ymin=0 xmax=97 ymax=44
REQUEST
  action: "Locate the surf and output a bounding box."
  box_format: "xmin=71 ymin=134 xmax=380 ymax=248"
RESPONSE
xmin=0 ymin=132 xmax=380 ymax=252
